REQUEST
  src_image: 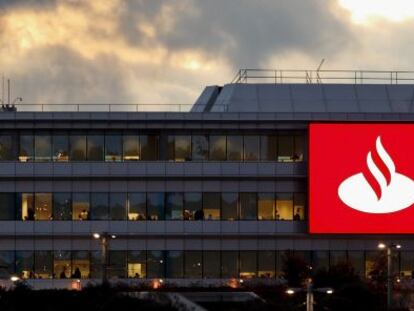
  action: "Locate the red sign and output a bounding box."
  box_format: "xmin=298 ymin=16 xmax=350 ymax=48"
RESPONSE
xmin=309 ymin=123 xmax=414 ymax=234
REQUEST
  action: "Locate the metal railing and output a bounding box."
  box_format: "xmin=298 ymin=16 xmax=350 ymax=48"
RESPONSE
xmin=8 ymin=103 xmax=193 ymax=112
xmin=231 ymin=69 xmax=414 ymax=84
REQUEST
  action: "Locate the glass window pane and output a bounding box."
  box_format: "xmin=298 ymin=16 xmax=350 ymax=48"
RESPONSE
xmin=109 ymin=251 xmax=127 ymax=279
xmin=168 ymin=135 xmax=191 ymax=161
xmin=221 ymin=192 xmax=238 ymax=220
xmin=128 ymin=193 xmax=146 ymax=220
xmin=221 ymin=251 xmax=238 ymax=278
xmin=128 ymin=251 xmax=146 ymax=278
xmin=348 ymin=251 xmax=364 ymax=277
xmin=203 ymin=193 xmax=220 ymax=220
xmin=0 ymin=132 xmax=17 ymax=160
xmin=227 ymin=136 xmax=243 ymax=161
xmin=330 ymin=251 xmax=347 ymax=266
xmin=87 ymin=134 xmax=104 ymax=161
xmin=90 ymin=251 xmax=102 ymax=279
xmin=166 ymin=192 xmax=183 ymax=220
xmin=123 ymin=135 xmax=140 ymax=161
xmin=192 ymin=135 xmax=208 ymax=161
xmin=0 ymin=251 xmax=14 ymax=279
xmin=19 ymin=132 xmax=33 ymax=162
xmin=166 ymin=251 xmax=183 ymax=278
xmin=0 ymin=193 xmax=15 ymax=220
xmin=140 ymin=135 xmax=158 ymax=160
xmin=240 ymin=193 xmax=257 ymax=220
xmin=209 ymin=135 xmax=226 ymax=161
xmin=35 ymin=251 xmax=53 ymax=279
xmin=53 ymin=193 xmax=72 ymax=220
xmin=70 ymin=135 xmax=86 ymax=161
xmin=294 ymin=134 xmax=305 ymax=161
xmin=105 ymin=135 xmax=123 ymax=162
xmin=35 ymin=193 xmax=52 ymax=220
xmin=278 ymin=135 xmax=294 ymax=162
xmin=20 ymin=193 xmax=34 ymax=221
xmin=110 ymin=193 xmax=126 ymax=220
xmin=35 ymin=133 xmax=52 ymax=161
xmin=72 ymin=251 xmax=90 ymax=279
xmin=90 ymin=192 xmax=109 ymax=220
xmin=52 ymin=134 xmax=69 ymax=162
xmin=258 ymin=193 xmax=274 ymax=220
xmin=184 ymin=192 xmax=202 ymax=220
xmin=260 ymin=135 xmax=277 ymax=161
xmin=258 ymin=251 xmax=275 ymax=278
xmin=240 ymin=251 xmax=257 ymax=279
xmin=147 ymin=192 xmax=164 ymax=220
xmin=16 ymin=251 xmax=34 ymax=279
xmin=54 ymin=250 xmax=71 ymax=279
xmin=203 ymin=251 xmax=220 ymax=278
xmin=244 ymin=136 xmax=260 ymax=161
xmin=312 ymin=251 xmax=329 ymax=272
xmin=294 ymin=193 xmax=306 ymax=220
xmin=185 ymin=251 xmax=202 ymax=278
xmin=400 ymin=251 xmax=414 ymax=278
xmin=276 ymin=193 xmax=293 ymax=220
xmin=72 ymin=193 xmax=90 ymax=220
xmin=147 ymin=250 xmax=165 ymax=278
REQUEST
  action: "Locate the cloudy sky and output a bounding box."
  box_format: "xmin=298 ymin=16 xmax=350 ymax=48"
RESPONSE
xmin=1 ymin=0 xmax=413 ymax=108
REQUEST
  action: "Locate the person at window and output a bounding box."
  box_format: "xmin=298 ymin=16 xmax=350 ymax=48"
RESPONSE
xmin=134 ymin=273 xmax=140 ymax=278
xmin=194 ymin=209 xmax=204 ymax=220
xmin=60 ymin=268 xmax=67 ymax=279
xmin=293 ymin=209 xmax=301 ymax=221
xmin=27 ymin=207 xmax=35 ymax=221
xmin=78 ymin=210 xmax=88 ymax=220
xmin=275 ymin=210 xmax=280 ymax=220
xmin=72 ymin=267 xmax=81 ymax=279
xmin=207 ymin=214 xmax=213 ymax=220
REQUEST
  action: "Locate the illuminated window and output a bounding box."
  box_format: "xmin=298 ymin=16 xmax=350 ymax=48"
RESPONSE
xmin=140 ymin=135 xmax=158 ymax=160
xmin=20 ymin=193 xmax=34 ymax=220
xmin=35 ymin=132 xmax=52 ymax=162
xmin=184 ymin=192 xmax=202 ymax=220
xmin=221 ymin=251 xmax=238 ymax=278
xmin=19 ymin=132 xmax=33 ymax=162
xmin=192 ymin=135 xmax=208 ymax=160
xmin=209 ymin=135 xmax=226 ymax=161
xmin=35 ymin=193 xmax=52 ymax=220
xmin=258 ymin=193 xmax=274 ymax=220
xmin=258 ymin=251 xmax=275 ymax=278
xmin=69 ymin=134 xmax=86 ymax=161
xmin=240 ymin=251 xmax=257 ymax=279
xmin=0 ymin=132 xmax=17 ymax=160
xmin=54 ymin=251 xmax=71 ymax=279
xmin=128 ymin=251 xmax=146 ymax=278
xmin=147 ymin=192 xmax=164 ymax=220
xmin=90 ymin=193 xmax=109 ymax=220
xmin=260 ymin=135 xmax=277 ymax=161
xmin=203 ymin=193 xmax=220 ymax=220
xmin=35 ymin=251 xmax=53 ymax=279
xmin=293 ymin=193 xmax=306 ymax=220
xmin=105 ymin=134 xmax=122 ymax=162
xmin=166 ymin=192 xmax=183 ymax=220
xmin=276 ymin=193 xmax=293 ymax=220
xmin=123 ymin=135 xmax=140 ymax=161
xmin=0 ymin=251 xmax=14 ymax=279
xmin=168 ymin=135 xmax=191 ymax=161
xmin=52 ymin=134 xmax=69 ymax=162
xmin=185 ymin=251 xmax=202 ymax=278
xmin=227 ymin=135 xmax=243 ymax=161
xmin=72 ymin=251 xmax=90 ymax=279
xmin=72 ymin=193 xmax=90 ymax=220
xmin=16 ymin=251 xmax=34 ymax=279
xmin=166 ymin=251 xmax=183 ymax=278
xmin=128 ymin=193 xmax=146 ymax=220
xmin=240 ymin=193 xmax=257 ymax=220
xmin=0 ymin=193 xmax=15 ymax=220
xmin=108 ymin=251 xmax=127 ymax=279
xmin=109 ymin=192 xmax=126 ymax=220
xmin=221 ymin=192 xmax=238 ymax=220
xmin=53 ymin=193 xmax=72 ymax=220
xmin=147 ymin=250 xmax=165 ymax=278
xmin=87 ymin=134 xmax=104 ymax=161
xmin=203 ymin=251 xmax=220 ymax=278
xmin=244 ymin=136 xmax=260 ymax=161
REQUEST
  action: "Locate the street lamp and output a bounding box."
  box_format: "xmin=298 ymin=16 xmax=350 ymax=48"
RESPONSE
xmin=377 ymin=242 xmax=402 ymax=310
xmin=286 ymin=278 xmax=333 ymax=311
xmin=93 ymin=232 xmax=116 ymax=285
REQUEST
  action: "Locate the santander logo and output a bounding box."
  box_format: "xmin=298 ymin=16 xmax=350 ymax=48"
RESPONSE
xmin=338 ymin=136 xmax=414 ymax=214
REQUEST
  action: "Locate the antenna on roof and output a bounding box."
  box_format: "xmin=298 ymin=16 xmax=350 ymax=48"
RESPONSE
xmin=0 ymin=78 xmax=21 ymax=112
xmin=316 ymin=58 xmax=325 ymax=84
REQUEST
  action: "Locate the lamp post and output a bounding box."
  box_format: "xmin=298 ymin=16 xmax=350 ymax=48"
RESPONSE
xmin=286 ymin=278 xmax=333 ymax=311
xmin=93 ymin=232 xmax=116 ymax=285
xmin=378 ymin=242 xmax=401 ymax=310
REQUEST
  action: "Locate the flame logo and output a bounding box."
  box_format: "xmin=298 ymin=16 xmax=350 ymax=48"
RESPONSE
xmin=338 ymin=136 xmax=414 ymax=214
